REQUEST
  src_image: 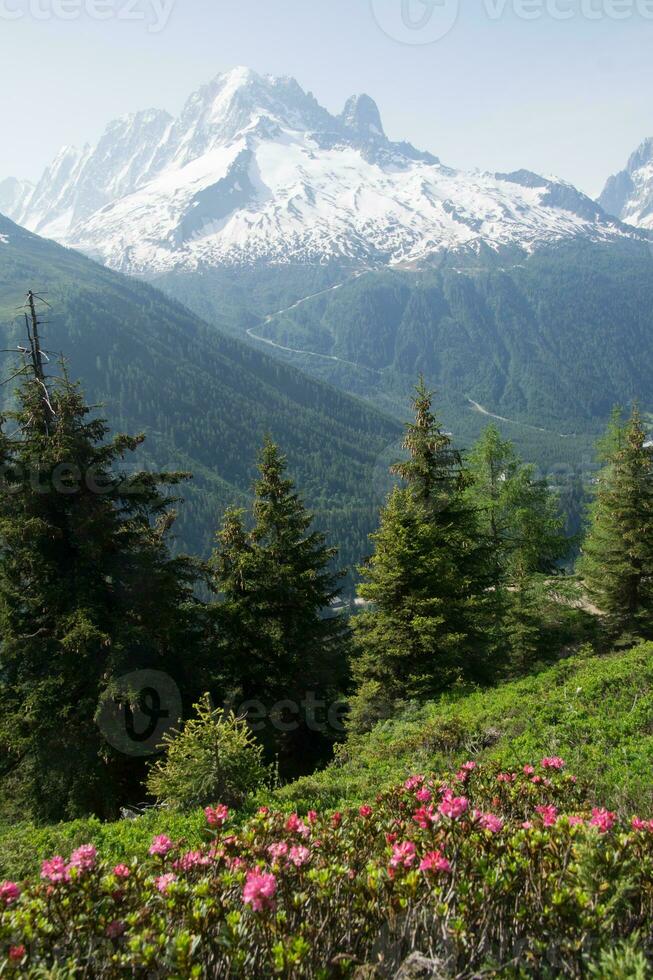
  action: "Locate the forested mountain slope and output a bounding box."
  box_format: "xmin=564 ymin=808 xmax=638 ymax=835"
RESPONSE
xmin=0 ymin=214 xmax=401 ymax=574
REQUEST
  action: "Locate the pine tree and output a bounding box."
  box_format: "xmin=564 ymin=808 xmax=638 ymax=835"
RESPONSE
xmin=0 ymin=371 xmax=203 ymax=821
xmin=465 ymin=425 xmax=570 ymax=665
xmin=466 ymin=425 xmax=569 ymax=583
xmin=579 ymin=406 xmax=653 ymax=640
xmin=210 ymin=439 xmax=349 ymax=774
xmin=351 ymin=382 xmax=496 ymax=728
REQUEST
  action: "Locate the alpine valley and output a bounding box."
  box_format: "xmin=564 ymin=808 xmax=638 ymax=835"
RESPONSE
xmin=3 ymin=67 xmax=653 ymax=493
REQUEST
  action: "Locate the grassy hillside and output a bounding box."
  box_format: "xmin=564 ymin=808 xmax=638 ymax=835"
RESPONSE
xmin=0 ymin=215 xmax=400 ymax=577
xmin=275 ymin=643 xmax=653 ymax=814
xmin=2 ymin=643 xmax=652 ymax=881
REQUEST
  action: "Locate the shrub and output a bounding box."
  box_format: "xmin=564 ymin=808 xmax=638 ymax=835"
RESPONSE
xmin=146 ymin=695 xmax=268 ymax=811
xmin=2 ymin=760 xmax=653 ymax=976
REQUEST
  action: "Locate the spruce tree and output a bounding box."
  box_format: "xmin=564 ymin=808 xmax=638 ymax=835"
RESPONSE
xmin=465 ymin=425 xmax=569 ymax=667
xmin=579 ymin=406 xmax=653 ymax=640
xmin=0 ymin=371 xmax=202 ymax=821
xmin=466 ymin=425 xmax=568 ymax=582
xmin=210 ymin=439 xmax=348 ymax=773
xmin=351 ymin=381 xmax=496 ymax=728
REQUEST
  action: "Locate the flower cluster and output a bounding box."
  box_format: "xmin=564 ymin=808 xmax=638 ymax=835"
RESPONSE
xmin=1 ymin=761 xmax=652 ymax=977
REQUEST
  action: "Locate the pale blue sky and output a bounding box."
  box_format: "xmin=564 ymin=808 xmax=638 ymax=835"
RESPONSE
xmin=1 ymin=0 xmax=652 ymax=196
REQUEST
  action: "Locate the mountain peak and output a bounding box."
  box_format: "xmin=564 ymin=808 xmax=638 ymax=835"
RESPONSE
xmin=340 ymin=94 xmax=385 ymax=139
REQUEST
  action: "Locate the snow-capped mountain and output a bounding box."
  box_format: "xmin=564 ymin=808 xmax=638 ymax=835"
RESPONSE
xmin=4 ymin=67 xmax=639 ymax=274
xmin=0 ymin=177 xmax=33 ymax=220
xmin=599 ymin=138 xmax=653 ymax=229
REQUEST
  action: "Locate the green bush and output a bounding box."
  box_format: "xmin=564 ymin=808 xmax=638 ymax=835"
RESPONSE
xmin=2 ymin=761 xmax=653 ymax=977
xmin=146 ymin=695 xmax=269 ymax=811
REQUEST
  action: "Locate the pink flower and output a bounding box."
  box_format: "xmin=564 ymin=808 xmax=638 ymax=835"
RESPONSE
xmin=113 ymin=864 xmax=131 ymax=879
xmin=288 ymin=845 xmax=311 ymax=868
xmin=413 ymin=805 xmax=438 ymax=829
xmin=155 ymin=873 xmax=177 ymax=894
xmin=307 ymin=810 xmax=318 ymax=825
xmin=476 ymin=811 xmax=504 ymax=833
xmin=535 ymin=805 xmax=559 ymax=827
xmin=541 ymin=756 xmax=565 ymax=770
xmin=358 ymin=805 xmax=373 ymax=819
xmin=390 ymin=841 xmax=417 ymax=869
xmin=267 ymin=842 xmax=289 ymax=862
xmin=243 ymin=870 xmax=277 ymax=912
xmin=590 ymin=808 xmax=616 ymax=833
xmin=632 ymin=817 xmax=649 ymax=831
xmin=497 ymin=773 xmax=515 ymax=783
xmin=68 ymin=844 xmax=97 ymax=874
xmin=149 ymin=835 xmax=174 ymax=857
xmin=461 ymin=761 xmax=477 ymax=772
xmin=568 ymin=816 xmax=585 ymax=826
xmin=522 ymin=821 xmax=533 ymax=830
xmin=331 ymin=812 xmax=343 ymax=828
xmin=205 ymin=804 xmax=229 ymax=828
xmin=8 ymin=946 xmax=26 ymax=963
xmin=0 ymin=881 xmax=20 ymax=906
xmin=285 ymin=813 xmax=310 ymax=836
xmin=523 ymin=764 xmax=535 ymax=775
xmin=404 ymin=775 xmax=425 ymax=791
xmin=174 ymin=851 xmax=211 ymax=872
xmin=438 ymin=794 xmax=468 ymax=820
xmin=258 ymin=806 xmax=270 ymax=816
xmin=415 ymin=788 xmax=432 ymax=803
xmin=420 ymin=850 xmax=451 ymax=874
xmin=106 ymin=920 xmax=126 ymax=940
xmin=41 ymin=856 xmax=70 ymax=884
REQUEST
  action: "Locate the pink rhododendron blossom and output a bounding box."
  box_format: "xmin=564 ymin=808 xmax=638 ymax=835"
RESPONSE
xmin=439 ymin=794 xmax=468 ymax=820
xmin=307 ymin=810 xmax=318 ymax=825
xmin=497 ymin=773 xmax=515 ymax=783
xmin=631 ymin=817 xmax=651 ymax=831
xmin=390 ymin=841 xmax=417 ymax=869
xmin=415 ymin=788 xmax=432 ymax=803
xmin=285 ymin=813 xmax=310 ymax=836
xmin=522 ymin=821 xmax=533 ymax=830
xmin=476 ymin=811 xmax=504 ymax=833
xmin=541 ymin=756 xmax=565 ymax=770
xmin=267 ymin=842 xmax=289 ymax=862
xmin=155 ymin=873 xmax=177 ymax=894
xmin=331 ymin=812 xmax=343 ymax=828
xmin=8 ymin=946 xmax=25 ymax=963
xmin=174 ymin=851 xmax=211 ymax=872
xmin=404 ymin=775 xmax=425 ymax=790
xmin=535 ymin=805 xmax=558 ymax=827
xmin=69 ymin=844 xmax=97 ymax=874
xmin=106 ymin=920 xmax=126 ymax=940
xmin=149 ymin=835 xmax=174 ymax=857
xmin=413 ymin=805 xmax=438 ymax=829
xmin=0 ymin=881 xmax=20 ymax=906
xmin=243 ymin=870 xmax=277 ymax=912
xmin=523 ymin=765 xmax=535 ymax=775
xmin=420 ymin=850 xmax=451 ymax=874
xmin=288 ymin=845 xmax=311 ymax=868
xmin=113 ymin=865 xmax=131 ymax=879
xmin=567 ymin=816 xmax=585 ymax=826
xmin=358 ymin=805 xmax=373 ymax=819
xmin=205 ymin=804 xmax=229 ymax=828
xmin=41 ymin=856 xmax=70 ymax=884
xmin=590 ymin=808 xmax=616 ymax=833
xmin=461 ymin=761 xmax=477 ymax=772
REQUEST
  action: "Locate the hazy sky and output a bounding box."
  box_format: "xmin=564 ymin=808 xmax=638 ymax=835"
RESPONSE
xmin=1 ymin=0 xmax=652 ymax=196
